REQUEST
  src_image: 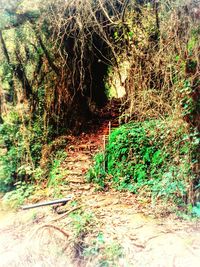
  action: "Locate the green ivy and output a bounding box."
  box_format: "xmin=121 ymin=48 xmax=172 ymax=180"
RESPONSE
xmin=88 ymin=119 xmax=199 ymax=204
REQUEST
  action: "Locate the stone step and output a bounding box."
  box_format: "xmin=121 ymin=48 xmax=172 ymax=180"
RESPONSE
xmin=66 ymin=178 xmax=86 ymax=184
xmin=61 ymin=183 xmax=91 ymax=191
xmin=62 ymin=163 xmax=90 ymax=170
xmin=65 ymin=160 xmax=90 ymax=165
xmin=64 ymin=156 xmax=92 ymax=162
xmin=63 ymin=171 xmax=84 ymax=176
xmin=69 ymin=183 xmax=91 ymax=190
xmin=66 ymin=151 xmax=99 ymax=157
xmin=66 ymin=144 xmax=100 ymax=152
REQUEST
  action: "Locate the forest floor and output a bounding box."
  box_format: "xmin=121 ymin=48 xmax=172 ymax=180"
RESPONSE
xmin=0 ymin=109 xmax=200 ymax=267
xmin=0 ymin=188 xmax=200 ymax=267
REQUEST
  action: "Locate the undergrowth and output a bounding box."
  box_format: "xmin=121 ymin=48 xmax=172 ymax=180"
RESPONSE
xmin=0 ymin=111 xmax=35 ymax=192
xmin=2 ymin=181 xmax=35 ymax=208
xmin=88 ymin=118 xmax=199 ymax=205
xmin=69 ymin=210 xmax=123 ymax=266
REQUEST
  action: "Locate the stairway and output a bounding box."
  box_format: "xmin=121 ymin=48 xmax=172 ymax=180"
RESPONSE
xmin=60 ymin=125 xmax=107 ymax=194
xmin=59 ymin=99 xmax=122 ymax=194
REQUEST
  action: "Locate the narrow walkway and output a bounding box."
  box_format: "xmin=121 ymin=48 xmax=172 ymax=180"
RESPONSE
xmin=59 ymin=99 xmax=122 ymax=195
xmin=60 ymin=120 xmax=110 ymax=194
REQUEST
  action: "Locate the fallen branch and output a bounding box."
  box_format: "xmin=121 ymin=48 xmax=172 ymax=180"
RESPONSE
xmin=35 ymin=224 xmax=70 ymax=238
xmin=51 ymin=205 xmax=83 ymax=223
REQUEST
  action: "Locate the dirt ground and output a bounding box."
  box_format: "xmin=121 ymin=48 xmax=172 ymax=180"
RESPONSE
xmin=0 ymin=190 xmax=200 ymax=267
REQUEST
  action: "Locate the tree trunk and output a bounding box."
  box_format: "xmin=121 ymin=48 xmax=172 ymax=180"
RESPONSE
xmin=0 ymin=30 xmax=14 ymax=102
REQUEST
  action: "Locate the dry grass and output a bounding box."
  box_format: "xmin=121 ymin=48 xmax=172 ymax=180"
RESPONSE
xmin=117 ymin=0 xmax=200 ymax=123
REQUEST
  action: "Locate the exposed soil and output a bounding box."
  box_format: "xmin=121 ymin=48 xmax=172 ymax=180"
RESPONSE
xmin=1 ymin=190 xmax=200 ymax=267
xmin=0 ymin=106 xmax=200 ymax=267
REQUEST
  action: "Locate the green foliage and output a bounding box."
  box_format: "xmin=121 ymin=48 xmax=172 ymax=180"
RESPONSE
xmin=89 ymin=119 xmax=199 ymax=204
xmin=86 ymin=153 xmax=106 ymax=188
xmin=47 ymin=149 xmax=67 ymax=197
xmin=2 ymin=181 xmax=35 ymax=208
xmin=30 ymin=119 xmax=45 ymax=165
xmin=192 ymin=202 xmax=200 ymax=217
xmin=0 ymin=112 xmax=26 ymax=191
xmin=177 ymin=202 xmax=200 ymax=220
xmin=83 ymin=233 xmax=123 ymax=267
xmin=103 ymin=242 xmax=123 ymax=263
xmin=180 ymin=80 xmax=196 ymax=117
xmin=0 ymin=109 xmax=46 ymax=192
xmin=70 ymin=210 xmax=93 ymax=237
xmin=0 ymin=61 xmax=13 ymax=90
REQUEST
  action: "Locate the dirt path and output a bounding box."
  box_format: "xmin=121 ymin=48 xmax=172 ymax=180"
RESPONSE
xmin=0 ymin=117 xmax=200 ymax=267
xmin=82 ymin=192 xmax=200 ymax=267
xmin=0 ymin=191 xmax=200 ymax=267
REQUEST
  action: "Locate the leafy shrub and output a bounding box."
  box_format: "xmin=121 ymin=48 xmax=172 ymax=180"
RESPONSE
xmin=47 ymin=149 xmax=67 ymax=197
xmin=86 ymin=153 xmax=106 ymax=188
xmin=2 ymin=181 xmax=35 ymax=208
xmin=192 ymin=202 xmax=200 ymax=217
xmin=0 ymin=113 xmax=26 ymax=191
xmin=88 ymin=119 xmax=199 ymax=204
xmin=70 ymin=211 xmax=93 ymax=237
xmin=0 ymin=110 xmax=45 ymax=192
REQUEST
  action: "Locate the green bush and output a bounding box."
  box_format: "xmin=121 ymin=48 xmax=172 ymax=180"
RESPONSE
xmin=86 ymin=153 xmax=106 ymax=188
xmin=2 ymin=181 xmax=35 ymax=208
xmin=0 ymin=113 xmax=25 ymax=191
xmin=88 ymin=119 xmax=199 ymax=203
xmin=47 ymin=149 xmax=67 ymax=197
xmin=192 ymin=202 xmax=200 ymax=217
xmin=0 ymin=111 xmax=45 ymax=192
